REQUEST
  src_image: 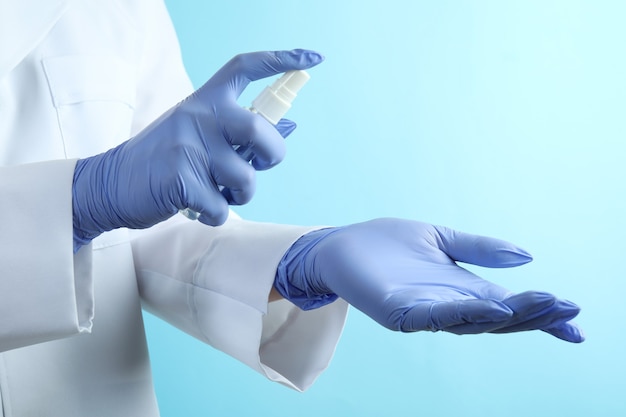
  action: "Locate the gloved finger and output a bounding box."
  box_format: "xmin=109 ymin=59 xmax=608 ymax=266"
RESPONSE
xmin=433 ymin=225 xmax=533 ymax=268
xmin=441 ymin=291 xmax=571 ymax=335
xmin=399 ymin=299 xmax=513 ymax=332
xmin=212 ymin=149 xmax=257 ymax=205
xmin=276 ymin=118 xmax=297 ymax=138
xmin=444 ymin=319 xmax=514 ymax=335
xmin=184 ymin=187 xmax=230 ymax=226
xmin=233 ymin=119 xmax=296 ymax=163
xmin=490 ymin=291 xmax=580 ymax=334
xmin=224 ymin=111 xmax=287 ymax=171
xmin=199 ymin=49 xmax=324 ymax=100
xmin=198 ymin=209 xmax=229 ymax=226
xmin=491 ymin=300 xmax=580 ymax=334
xmin=542 ymin=321 xmax=585 ymax=343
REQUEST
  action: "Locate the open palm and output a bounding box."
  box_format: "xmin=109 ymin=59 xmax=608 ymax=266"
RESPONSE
xmin=278 ymin=218 xmax=584 ymax=343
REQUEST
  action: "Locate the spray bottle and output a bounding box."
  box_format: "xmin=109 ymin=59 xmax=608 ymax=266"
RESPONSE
xmin=180 ymin=70 xmax=311 ymax=220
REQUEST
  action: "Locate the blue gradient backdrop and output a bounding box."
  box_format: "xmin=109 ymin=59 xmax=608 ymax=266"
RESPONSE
xmin=144 ymin=1 xmax=625 ymax=415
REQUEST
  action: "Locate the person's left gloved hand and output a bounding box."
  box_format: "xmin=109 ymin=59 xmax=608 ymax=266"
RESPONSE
xmin=275 ymin=218 xmax=584 ymax=343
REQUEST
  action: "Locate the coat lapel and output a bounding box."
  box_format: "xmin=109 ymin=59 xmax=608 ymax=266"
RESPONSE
xmin=0 ymin=0 xmax=69 ymax=79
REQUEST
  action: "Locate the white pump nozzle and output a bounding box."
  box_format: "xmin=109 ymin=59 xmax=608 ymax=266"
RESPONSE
xmin=251 ymin=70 xmax=311 ymax=125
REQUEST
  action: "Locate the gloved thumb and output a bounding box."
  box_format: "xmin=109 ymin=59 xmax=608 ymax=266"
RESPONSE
xmin=433 ymin=225 xmax=533 ymax=268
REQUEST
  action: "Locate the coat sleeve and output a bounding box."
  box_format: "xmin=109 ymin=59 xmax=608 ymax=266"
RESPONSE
xmin=131 ymin=215 xmax=348 ymax=391
xmin=0 ymin=159 xmax=94 ymax=352
xmin=128 ymin=1 xmax=349 ymax=391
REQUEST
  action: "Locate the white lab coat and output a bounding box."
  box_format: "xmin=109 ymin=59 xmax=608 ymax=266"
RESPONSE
xmin=0 ymin=0 xmax=348 ymax=415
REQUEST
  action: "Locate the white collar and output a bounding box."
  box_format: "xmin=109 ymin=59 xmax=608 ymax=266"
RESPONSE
xmin=0 ymin=0 xmax=69 ymax=79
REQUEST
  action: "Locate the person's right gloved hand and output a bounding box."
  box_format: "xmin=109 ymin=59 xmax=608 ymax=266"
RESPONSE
xmin=72 ymin=49 xmax=324 ymax=252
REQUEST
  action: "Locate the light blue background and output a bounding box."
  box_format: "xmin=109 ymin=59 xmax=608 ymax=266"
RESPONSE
xmin=146 ymin=1 xmax=625 ymax=415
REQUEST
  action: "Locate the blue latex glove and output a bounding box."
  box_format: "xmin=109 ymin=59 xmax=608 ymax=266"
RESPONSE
xmin=275 ymin=218 xmax=584 ymax=343
xmin=73 ymin=49 xmax=323 ymax=250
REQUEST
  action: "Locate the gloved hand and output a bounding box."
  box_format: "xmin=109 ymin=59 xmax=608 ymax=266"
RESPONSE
xmin=73 ymin=49 xmax=323 ymax=251
xmin=275 ymin=218 xmax=584 ymax=343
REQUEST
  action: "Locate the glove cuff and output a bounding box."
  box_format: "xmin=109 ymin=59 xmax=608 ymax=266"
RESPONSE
xmin=274 ymin=227 xmax=342 ymax=310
